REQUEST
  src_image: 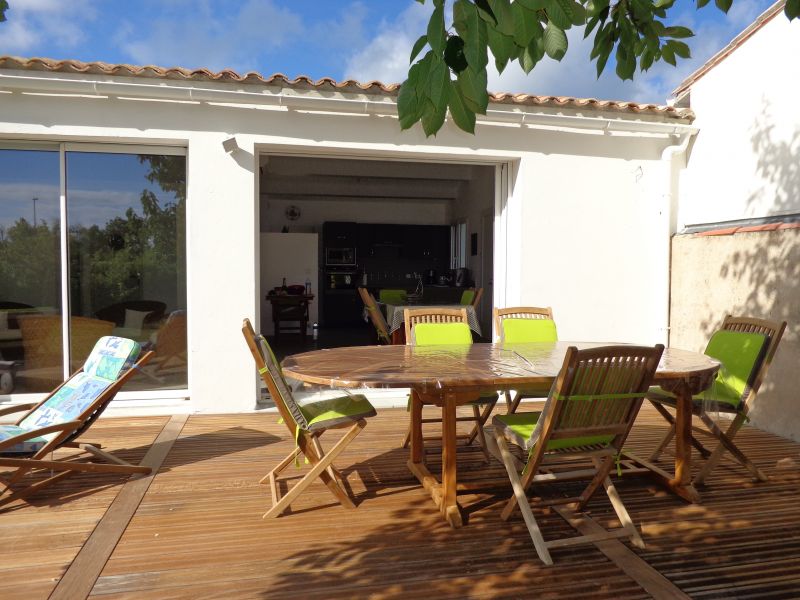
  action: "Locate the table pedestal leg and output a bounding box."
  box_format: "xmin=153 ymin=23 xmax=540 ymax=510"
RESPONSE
xmin=671 ymin=382 xmax=700 ymax=502
xmin=409 ymin=389 xmax=424 ymax=464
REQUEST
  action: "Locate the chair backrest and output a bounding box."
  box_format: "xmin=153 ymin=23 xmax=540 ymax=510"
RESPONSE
xmin=525 ymin=345 xmax=663 ymax=458
xmin=358 ymin=287 xmax=391 ymax=344
xmin=704 ymin=315 xmax=786 ymax=412
xmin=379 ymin=289 xmax=408 ymax=305
xmin=16 ymin=336 xmax=146 ymax=446
xmin=19 ymin=315 xmax=115 ymax=371
xmin=471 ymin=287 xmax=484 ymax=308
xmin=153 ymin=310 xmax=188 ymax=368
xmin=404 ymin=307 xmax=470 ymax=345
xmin=494 ymin=307 xmax=558 ymax=343
xmin=241 ymin=318 xmax=309 ymax=433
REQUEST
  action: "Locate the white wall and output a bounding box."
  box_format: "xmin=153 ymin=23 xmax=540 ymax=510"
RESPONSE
xmin=513 ymin=130 xmax=672 ymax=345
xmin=679 ymin=14 xmax=800 ymax=228
xmin=0 ymin=71 xmax=683 ymax=412
xmin=261 ymin=197 xmax=450 ymax=233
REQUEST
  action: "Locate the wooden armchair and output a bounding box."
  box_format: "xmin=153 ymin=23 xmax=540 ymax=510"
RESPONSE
xmin=358 ymin=287 xmax=391 ymax=344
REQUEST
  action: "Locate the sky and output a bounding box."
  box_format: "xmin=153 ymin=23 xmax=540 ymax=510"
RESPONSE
xmin=0 ymin=0 xmax=777 ymax=104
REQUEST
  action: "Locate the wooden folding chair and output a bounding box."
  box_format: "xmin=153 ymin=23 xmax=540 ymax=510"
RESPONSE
xmin=494 ymin=307 xmax=558 ymax=413
xmin=0 ymin=336 xmax=153 ymax=508
xmin=488 ymin=344 xmax=663 ymax=565
xmin=648 ymin=315 xmax=786 ymax=485
xmin=358 ymin=287 xmax=391 ymax=344
xmin=401 ymin=307 xmax=498 ymax=462
xmin=242 ymin=318 xmax=376 ymax=518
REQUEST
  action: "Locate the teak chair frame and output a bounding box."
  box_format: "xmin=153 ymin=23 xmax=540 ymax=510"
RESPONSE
xmin=470 ymin=287 xmax=484 ymax=309
xmin=242 ymin=319 xmax=368 ymax=519
xmin=494 ymin=306 xmax=556 ymax=413
xmin=489 ymin=344 xmax=663 ymax=565
xmin=401 ymin=307 xmax=496 ymax=461
xmin=358 ymin=287 xmax=391 ymax=344
xmin=648 ymin=315 xmax=786 ymax=485
xmin=0 ymin=349 xmax=154 ymax=509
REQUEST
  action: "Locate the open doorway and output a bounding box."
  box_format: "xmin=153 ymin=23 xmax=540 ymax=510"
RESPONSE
xmin=258 ymin=155 xmax=497 ymax=360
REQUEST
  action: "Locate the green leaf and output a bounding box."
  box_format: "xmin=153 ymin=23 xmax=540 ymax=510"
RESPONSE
xmin=410 ymin=35 xmax=429 ymax=64
xmin=510 ymin=0 xmax=539 ymax=47
xmin=397 ymin=69 xmax=422 ymax=130
xmin=421 ymin=98 xmax=447 ymax=137
xmin=427 ymin=56 xmax=450 ymax=108
xmin=427 ymin=4 xmax=446 ymax=53
xmin=488 ymin=0 xmax=515 ymax=35
xmin=0 ymin=0 xmax=7 ymax=22
xmin=475 ymin=0 xmax=497 ymax=25
xmin=640 ymin=48 xmax=655 ymax=71
xmin=787 ymin=0 xmax=800 ymax=19
xmin=587 ymin=0 xmax=610 ymax=17
xmin=457 ymin=67 xmax=489 ymax=114
xmin=415 ymin=0 xmax=425 ymax=4
xmin=520 ymin=33 xmax=545 ymax=73
xmin=595 ymin=43 xmax=613 ymax=77
xmin=667 ymin=40 xmax=691 ymax=59
xmin=487 ymin=26 xmax=517 ymax=72
xmin=715 ymin=0 xmax=732 ymax=13
xmin=454 ymin=0 xmax=489 ymax=70
xmin=546 ymin=0 xmax=585 ymax=29
xmin=661 ymin=43 xmax=676 ymax=66
xmin=615 ymin=45 xmax=636 ymax=80
xmin=664 ymin=26 xmax=694 ymax=39
xmin=447 ymin=81 xmax=476 ymax=134
xmin=696 ymin=0 xmax=711 ymax=8
xmin=543 ymin=21 xmax=568 ymax=60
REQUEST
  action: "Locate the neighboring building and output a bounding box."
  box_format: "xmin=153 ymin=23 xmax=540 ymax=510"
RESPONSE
xmin=670 ymin=1 xmax=800 ymax=440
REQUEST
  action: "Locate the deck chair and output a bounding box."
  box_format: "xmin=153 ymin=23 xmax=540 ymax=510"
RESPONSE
xmin=648 ymin=315 xmax=786 ymax=485
xmin=494 ymin=307 xmax=559 ymax=413
xmin=401 ymin=307 xmax=498 ymax=461
xmin=358 ymin=287 xmax=391 ymax=344
xmin=241 ymin=318 xmax=376 ymax=518
xmin=0 ymin=336 xmax=153 ymax=508
xmin=489 ymin=344 xmax=663 ymax=565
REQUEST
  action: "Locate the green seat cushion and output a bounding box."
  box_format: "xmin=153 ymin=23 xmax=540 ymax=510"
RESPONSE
xmin=379 ymin=289 xmax=407 ymax=305
xmin=413 ymin=322 xmax=472 ymax=345
xmin=502 ymin=319 xmax=558 ymax=344
xmin=460 ymin=290 xmax=475 ymax=305
xmin=650 ymin=330 xmax=768 ymax=411
xmin=302 ymin=394 xmax=377 ymax=431
xmin=493 ymin=412 xmax=613 ymax=452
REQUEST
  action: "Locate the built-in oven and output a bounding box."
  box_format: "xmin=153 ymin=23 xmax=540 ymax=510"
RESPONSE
xmin=324 ymin=270 xmax=357 ymax=290
xmin=325 ymin=247 xmax=356 ymax=267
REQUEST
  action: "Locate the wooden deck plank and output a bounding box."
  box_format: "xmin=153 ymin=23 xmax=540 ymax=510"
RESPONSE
xmin=1 ymin=406 xmax=799 ymax=598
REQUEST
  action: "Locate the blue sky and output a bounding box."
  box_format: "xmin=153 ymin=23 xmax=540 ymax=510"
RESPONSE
xmin=0 ymin=0 xmax=777 ymax=103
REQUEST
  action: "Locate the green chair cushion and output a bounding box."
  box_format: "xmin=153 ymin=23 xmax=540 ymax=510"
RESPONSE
xmin=413 ymin=322 xmax=472 ymax=345
xmin=493 ymin=412 xmax=613 ymax=452
xmin=302 ymin=394 xmax=377 ymax=431
xmin=502 ymin=319 xmax=558 ymax=344
xmin=650 ymin=330 xmax=768 ymax=411
xmin=379 ymin=289 xmax=407 ymax=305
xmin=460 ymin=290 xmax=475 ymax=305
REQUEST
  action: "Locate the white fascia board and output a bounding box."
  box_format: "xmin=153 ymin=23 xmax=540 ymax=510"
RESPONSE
xmin=0 ymin=69 xmax=695 ymax=137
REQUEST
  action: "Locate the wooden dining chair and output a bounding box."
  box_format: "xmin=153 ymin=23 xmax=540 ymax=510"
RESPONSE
xmin=401 ymin=307 xmax=497 ymax=461
xmin=471 ymin=287 xmax=484 ymax=309
xmin=489 ymin=344 xmax=663 ymax=565
xmin=494 ymin=307 xmax=559 ymax=413
xmin=242 ymin=318 xmax=377 ymax=518
xmin=358 ymin=287 xmax=391 ymax=344
xmin=648 ymin=315 xmax=786 ymax=485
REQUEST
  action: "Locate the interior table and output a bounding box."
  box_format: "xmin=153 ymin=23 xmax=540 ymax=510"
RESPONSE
xmin=282 ymin=341 xmax=719 ymax=528
xmin=267 ymin=294 xmax=314 ymax=338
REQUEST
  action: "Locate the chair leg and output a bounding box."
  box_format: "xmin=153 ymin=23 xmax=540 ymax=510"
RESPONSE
xmin=401 ymin=424 xmax=411 ymax=449
xmin=494 ymin=431 xmax=552 ymax=565
xmin=694 ymin=413 xmax=767 ymax=484
xmin=264 ymin=420 xmax=364 ymax=519
xmin=0 ymin=470 xmax=75 ymax=509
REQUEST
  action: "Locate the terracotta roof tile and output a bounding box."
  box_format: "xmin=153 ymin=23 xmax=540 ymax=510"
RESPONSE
xmin=0 ymin=56 xmax=693 ymax=121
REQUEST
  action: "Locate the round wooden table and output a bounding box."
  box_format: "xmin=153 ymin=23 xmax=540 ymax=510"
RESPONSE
xmin=283 ymin=342 xmax=719 ymax=527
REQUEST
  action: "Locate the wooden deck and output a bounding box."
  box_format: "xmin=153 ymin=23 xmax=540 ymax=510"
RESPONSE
xmin=2 ymin=405 xmax=800 ymax=599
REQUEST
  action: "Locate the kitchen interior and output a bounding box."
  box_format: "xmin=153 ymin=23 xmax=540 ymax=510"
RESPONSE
xmin=259 ymin=155 xmax=495 ymax=359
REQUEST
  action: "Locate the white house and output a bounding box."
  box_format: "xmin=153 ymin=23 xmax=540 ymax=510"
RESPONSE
xmin=669 ymin=1 xmax=800 ymax=440
xmin=0 ymin=52 xmax=701 ymax=417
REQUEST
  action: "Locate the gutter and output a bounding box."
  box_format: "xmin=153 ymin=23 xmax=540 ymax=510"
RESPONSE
xmin=0 ymin=70 xmax=697 ymax=138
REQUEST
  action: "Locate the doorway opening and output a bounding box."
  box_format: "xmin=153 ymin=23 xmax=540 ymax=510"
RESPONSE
xmin=257 ymin=154 xmax=498 ymax=360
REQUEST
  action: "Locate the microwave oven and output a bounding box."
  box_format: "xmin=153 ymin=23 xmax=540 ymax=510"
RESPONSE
xmin=325 ymin=247 xmax=356 ymax=266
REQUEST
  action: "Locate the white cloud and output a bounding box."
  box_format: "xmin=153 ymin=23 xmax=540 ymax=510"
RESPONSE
xmin=343 ymin=2 xmax=430 ymax=84
xmin=1 ymin=0 xmax=97 ymax=55
xmin=116 ymin=0 xmax=303 ymax=72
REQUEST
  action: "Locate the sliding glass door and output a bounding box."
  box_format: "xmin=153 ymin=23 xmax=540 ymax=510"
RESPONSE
xmin=0 ymin=143 xmax=187 ymax=397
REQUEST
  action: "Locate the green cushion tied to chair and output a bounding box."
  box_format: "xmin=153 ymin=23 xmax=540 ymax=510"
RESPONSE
xmin=379 ymin=289 xmax=407 ymax=305
xmin=412 ymin=322 xmax=472 ymax=345
xmin=502 ymin=319 xmax=558 ymax=344
xmin=459 ymin=290 xmax=475 ymax=305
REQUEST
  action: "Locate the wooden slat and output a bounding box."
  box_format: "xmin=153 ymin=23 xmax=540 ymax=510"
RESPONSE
xmin=49 ymin=414 xmax=187 ymax=600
